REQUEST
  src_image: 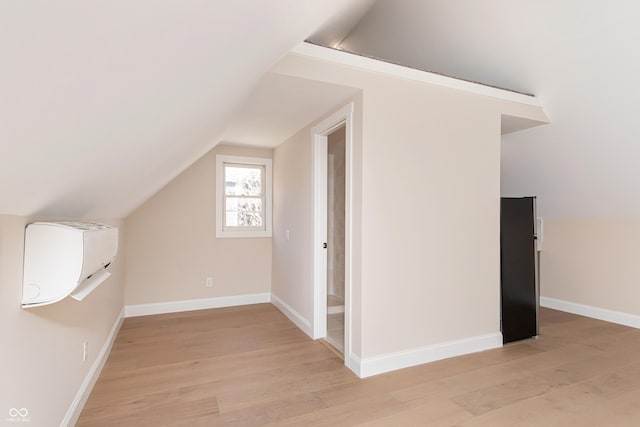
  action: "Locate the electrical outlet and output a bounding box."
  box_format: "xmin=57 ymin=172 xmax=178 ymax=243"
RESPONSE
xmin=83 ymin=340 xmax=88 ymax=362
xmin=206 ymin=277 xmax=213 ymax=288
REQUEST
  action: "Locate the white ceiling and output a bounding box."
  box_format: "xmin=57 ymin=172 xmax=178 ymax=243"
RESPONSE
xmin=339 ymin=0 xmax=640 ymax=217
xmin=221 ymin=73 xmax=358 ymax=148
xmin=0 ymin=1 xmax=373 ymax=219
xmin=308 ymin=0 xmax=378 ymax=48
xmin=8 ymin=0 xmax=626 ymax=220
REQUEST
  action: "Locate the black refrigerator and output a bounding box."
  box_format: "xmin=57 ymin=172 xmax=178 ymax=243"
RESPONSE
xmin=500 ymin=197 xmax=539 ymax=344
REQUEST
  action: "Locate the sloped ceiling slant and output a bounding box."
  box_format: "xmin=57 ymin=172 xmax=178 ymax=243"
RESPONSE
xmin=0 ymin=1 xmax=373 ymax=218
xmin=341 ymin=0 xmax=640 ymax=218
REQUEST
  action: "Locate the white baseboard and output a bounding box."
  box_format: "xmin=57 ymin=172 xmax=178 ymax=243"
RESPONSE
xmin=354 ymin=332 xmax=503 ymax=378
xmin=62 ymin=308 xmax=124 ymax=427
xmin=540 ymin=296 xmax=640 ymax=329
xmin=124 ymin=293 xmax=271 ymax=317
xmin=270 ymin=293 xmax=313 ymax=338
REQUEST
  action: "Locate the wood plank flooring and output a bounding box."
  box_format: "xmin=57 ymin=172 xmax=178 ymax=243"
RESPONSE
xmin=77 ymin=305 xmax=640 ymax=426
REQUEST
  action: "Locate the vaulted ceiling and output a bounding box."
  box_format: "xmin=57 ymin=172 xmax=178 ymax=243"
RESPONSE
xmin=0 ymin=1 xmax=373 ymax=218
xmin=3 ymin=1 xmax=635 ymax=219
xmin=333 ymin=0 xmax=640 ymax=218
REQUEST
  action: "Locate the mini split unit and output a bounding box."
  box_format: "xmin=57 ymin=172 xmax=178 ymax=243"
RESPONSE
xmin=21 ymin=222 xmax=118 ymax=308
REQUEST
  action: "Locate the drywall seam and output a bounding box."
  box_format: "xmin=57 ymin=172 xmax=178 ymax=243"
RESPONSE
xmin=124 ymin=293 xmax=271 ymax=317
xmin=541 ymin=296 xmax=640 ymax=329
xmin=271 ymin=293 xmax=313 ymax=338
xmin=356 ymin=332 xmax=503 ymax=378
xmin=61 ymin=308 xmax=124 ymax=427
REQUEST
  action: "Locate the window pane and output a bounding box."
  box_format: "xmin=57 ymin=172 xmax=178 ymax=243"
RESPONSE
xmin=226 ymin=197 xmax=262 ymax=213
xmin=226 ymin=212 xmax=264 ymax=228
xmin=225 ymin=197 xmax=263 ymax=227
xmin=224 ymin=165 xmax=262 ymax=196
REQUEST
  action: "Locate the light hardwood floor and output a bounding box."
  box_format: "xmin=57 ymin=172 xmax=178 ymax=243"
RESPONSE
xmin=77 ymin=304 xmax=640 ymax=426
xmin=326 ymin=294 xmax=345 ymax=352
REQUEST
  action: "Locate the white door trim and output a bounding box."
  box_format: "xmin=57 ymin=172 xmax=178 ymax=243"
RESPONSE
xmin=311 ymin=103 xmax=354 ymax=372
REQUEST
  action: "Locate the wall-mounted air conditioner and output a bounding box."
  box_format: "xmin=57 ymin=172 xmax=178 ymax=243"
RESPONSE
xmin=22 ymin=222 xmax=118 ymax=308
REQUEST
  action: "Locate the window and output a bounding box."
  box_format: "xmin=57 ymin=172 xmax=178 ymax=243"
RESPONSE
xmin=216 ymin=155 xmax=272 ymax=238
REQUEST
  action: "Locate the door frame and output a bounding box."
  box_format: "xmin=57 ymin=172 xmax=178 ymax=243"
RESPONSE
xmin=311 ymin=102 xmax=353 ymax=367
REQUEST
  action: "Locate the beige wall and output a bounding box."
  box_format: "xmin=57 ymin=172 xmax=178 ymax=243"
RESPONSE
xmin=0 ymin=215 xmax=124 ymax=426
xmin=125 ymin=144 xmax=273 ymax=305
xmin=541 ymin=218 xmax=640 ymax=316
xmin=359 ymin=77 xmax=503 ymax=357
xmin=272 ymin=52 xmax=546 ymax=359
xmin=272 ymin=126 xmax=314 ymax=322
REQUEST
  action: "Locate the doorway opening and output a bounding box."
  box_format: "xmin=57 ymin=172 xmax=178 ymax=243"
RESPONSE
xmin=311 ymin=103 xmax=354 ymax=370
xmin=326 ymin=125 xmax=346 ymax=352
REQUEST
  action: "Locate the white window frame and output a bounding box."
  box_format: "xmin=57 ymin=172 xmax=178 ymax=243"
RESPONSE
xmin=216 ymin=155 xmax=272 ymax=238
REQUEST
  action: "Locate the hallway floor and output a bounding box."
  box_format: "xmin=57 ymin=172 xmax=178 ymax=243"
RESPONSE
xmin=327 ymin=312 xmax=345 ymax=352
xmin=327 ymin=294 xmax=345 ymax=352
